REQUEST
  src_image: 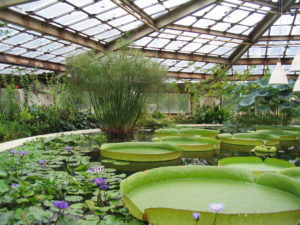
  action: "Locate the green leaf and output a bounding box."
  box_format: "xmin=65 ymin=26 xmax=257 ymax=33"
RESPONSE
xmin=85 ymin=200 xmax=96 ymax=213
xmin=56 ymin=215 xmax=79 ymax=225
xmin=0 ymin=211 xmax=14 ymax=225
xmin=239 ymin=95 xmax=256 ymax=106
xmin=0 ymin=171 xmax=7 ymax=178
xmin=65 ymin=195 xmax=83 ymax=202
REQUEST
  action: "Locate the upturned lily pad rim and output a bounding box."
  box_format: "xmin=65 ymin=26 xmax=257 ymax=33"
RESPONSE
xmin=155 ymin=128 xmax=219 ymax=137
xmin=218 ymin=157 xmax=295 ymax=171
xmin=152 ymin=136 xmax=220 ymax=152
xmin=100 ymin=142 xmax=182 ymax=162
xmin=279 ymin=167 xmax=300 ymax=181
xmin=218 ymin=133 xmax=280 ymax=146
xmin=255 ymin=130 xmax=300 ymax=141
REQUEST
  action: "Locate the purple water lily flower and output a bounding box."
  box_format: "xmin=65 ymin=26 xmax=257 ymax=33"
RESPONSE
xmin=93 ymin=178 xmax=106 ymax=186
xmin=38 ymin=160 xmax=46 ymax=165
xmin=53 ymin=200 xmax=69 ymax=209
xmin=100 ymin=184 xmax=109 ymax=190
xmin=19 ymin=151 xmax=28 ymax=156
xmin=10 ymin=150 xmax=17 ymax=154
xmin=192 ymin=212 xmax=201 ymax=221
xmin=11 ymin=183 xmax=19 ymax=188
xmin=65 ymin=147 xmax=73 ymax=151
xmin=209 ymin=203 xmax=225 ymax=213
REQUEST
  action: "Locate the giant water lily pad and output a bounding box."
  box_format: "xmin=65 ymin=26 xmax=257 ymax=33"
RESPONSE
xmin=256 ymin=125 xmax=300 ymax=132
xmin=152 ymin=136 xmax=220 ymax=158
xmin=100 ymin=142 xmax=182 ymax=162
xmin=279 ymin=167 xmax=300 ymax=182
xmin=218 ymin=157 xmax=295 ymax=176
xmin=121 ymin=166 xmax=300 ymax=225
xmin=101 ymin=158 xmax=183 ymax=172
xmin=218 ymin=132 xmax=279 ymax=148
xmin=155 ymin=128 xmax=219 ymax=138
xmin=254 ymin=129 xmax=300 ymax=146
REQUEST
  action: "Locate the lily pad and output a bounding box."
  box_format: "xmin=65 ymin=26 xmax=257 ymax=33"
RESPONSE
xmin=218 ymin=132 xmax=279 ymax=148
xmin=279 ymin=167 xmax=300 ymax=182
xmin=155 ymin=128 xmax=219 ymax=138
xmin=152 ymin=136 xmax=219 ymax=158
xmin=121 ymin=166 xmax=300 ymax=225
xmin=218 ymin=157 xmax=295 ymax=176
xmin=65 ymin=196 xmax=84 ymax=202
xmin=100 ymin=142 xmax=182 ymax=162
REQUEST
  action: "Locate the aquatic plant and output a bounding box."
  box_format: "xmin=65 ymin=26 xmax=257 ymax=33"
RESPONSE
xmin=66 ymin=49 xmax=166 ymax=141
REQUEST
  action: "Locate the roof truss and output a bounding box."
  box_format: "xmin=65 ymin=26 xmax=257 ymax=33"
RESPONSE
xmin=0 ymin=0 xmax=36 ymax=9
xmin=107 ymin=0 xmax=218 ymax=50
xmin=0 ymin=9 xmax=105 ymax=51
xmin=228 ymin=0 xmax=295 ymax=66
xmin=111 ymin=0 xmax=156 ymax=30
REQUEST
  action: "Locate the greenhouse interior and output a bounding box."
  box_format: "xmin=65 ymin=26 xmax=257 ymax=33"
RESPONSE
xmin=1 ymin=0 xmax=300 ymax=224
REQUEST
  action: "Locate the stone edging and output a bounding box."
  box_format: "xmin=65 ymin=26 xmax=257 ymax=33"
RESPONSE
xmin=0 ymin=129 xmax=101 ymax=153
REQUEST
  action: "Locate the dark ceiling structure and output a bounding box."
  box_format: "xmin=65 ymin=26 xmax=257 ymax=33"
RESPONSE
xmin=0 ymin=0 xmax=300 ymax=80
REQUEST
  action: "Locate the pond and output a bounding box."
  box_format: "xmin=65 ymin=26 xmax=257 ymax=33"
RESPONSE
xmin=0 ymin=130 xmax=299 ymax=225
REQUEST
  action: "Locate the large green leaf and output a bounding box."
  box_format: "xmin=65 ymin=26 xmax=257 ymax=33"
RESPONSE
xmin=239 ymin=95 xmax=256 ymax=106
xmin=121 ymin=166 xmax=300 ymax=225
xmin=56 ymin=215 xmax=79 ymax=225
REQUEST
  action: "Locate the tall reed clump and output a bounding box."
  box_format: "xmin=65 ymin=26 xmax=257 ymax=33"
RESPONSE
xmin=66 ymin=49 xmax=166 ymax=141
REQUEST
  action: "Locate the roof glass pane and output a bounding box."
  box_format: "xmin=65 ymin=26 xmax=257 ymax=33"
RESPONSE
xmin=270 ymin=26 xmax=291 ymax=36
xmin=54 ymin=11 xmax=88 ymax=26
xmin=65 ymin=0 xmax=93 ymax=7
xmin=211 ymin=23 xmax=231 ymax=31
xmin=5 ymin=47 xmax=27 ymax=55
xmin=224 ymin=9 xmax=249 ymax=23
xmin=70 ymin=19 xmax=100 ymax=31
xmin=96 ymin=8 xmax=127 ymax=21
xmin=227 ymin=25 xmax=249 ymax=34
xmin=108 ymin=15 xmax=136 ymax=27
xmin=83 ymin=1 xmax=116 ymax=14
xmin=35 ymin=2 xmax=74 ymax=19
xmin=3 ymin=33 xmax=34 ymax=44
xmin=163 ymin=0 xmax=190 ymax=9
xmin=84 ymin=24 xmax=111 ymax=36
xmin=119 ymin=20 xmax=144 ymax=32
xmin=193 ymin=19 xmax=216 ymax=29
xmin=204 ymin=5 xmax=231 ymax=20
xmin=147 ymin=38 xmax=170 ymax=48
xmin=11 ymin=0 xmax=56 ymax=13
xmin=134 ymin=0 xmax=158 ymax=8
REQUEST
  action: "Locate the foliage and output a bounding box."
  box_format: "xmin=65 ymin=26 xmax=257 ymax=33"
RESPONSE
xmin=66 ymin=49 xmax=166 ymax=141
xmin=0 ymin=134 xmax=146 ymax=225
xmin=0 ymin=74 xmax=98 ymax=142
xmin=184 ymin=64 xmax=249 ymax=107
xmin=228 ymin=78 xmax=300 ymax=127
xmin=172 ymin=113 xmax=193 ymax=124
xmin=137 ymin=111 xmax=174 ymax=129
xmin=0 ymin=76 xmax=21 ymax=120
xmin=191 ymin=105 xmax=229 ymax=124
xmin=21 ymin=105 xmax=98 ymax=135
xmin=0 ymin=121 xmax=31 ymax=142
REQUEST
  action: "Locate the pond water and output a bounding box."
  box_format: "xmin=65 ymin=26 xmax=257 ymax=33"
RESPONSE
xmin=0 ymin=130 xmax=299 ymax=225
xmin=91 ymin=130 xmax=300 ymax=175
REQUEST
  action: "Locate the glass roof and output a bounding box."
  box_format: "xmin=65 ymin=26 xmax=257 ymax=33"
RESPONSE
xmin=0 ymin=0 xmax=299 ymax=79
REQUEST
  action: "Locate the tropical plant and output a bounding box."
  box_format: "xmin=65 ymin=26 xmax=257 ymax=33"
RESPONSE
xmin=0 ymin=76 xmax=21 ymax=120
xmin=191 ymin=105 xmax=229 ymax=124
xmin=229 ymin=78 xmax=300 ymax=127
xmin=66 ymin=49 xmax=166 ymax=141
